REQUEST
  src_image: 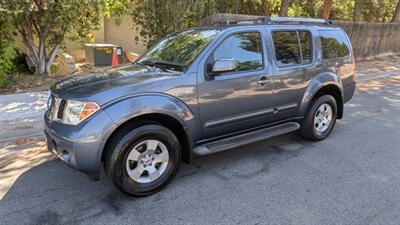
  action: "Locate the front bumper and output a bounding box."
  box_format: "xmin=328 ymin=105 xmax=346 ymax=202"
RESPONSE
xmin=44 ymin=109 xmax=115 ymax=175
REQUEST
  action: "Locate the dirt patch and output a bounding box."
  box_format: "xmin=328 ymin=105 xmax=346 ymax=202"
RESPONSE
xmin=357 ymin=75 xmax=400 ymax=92
xmin=356 ymin=54 xmax=400 ymax=75
xmin=0 ymin=74 xmax=62 ymax=94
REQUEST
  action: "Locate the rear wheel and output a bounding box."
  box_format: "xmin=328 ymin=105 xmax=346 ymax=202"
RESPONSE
xmin=105 ymin=124 xmax=181 ymax=196
xmin=301 ymin=95 xmax=337 ymax=141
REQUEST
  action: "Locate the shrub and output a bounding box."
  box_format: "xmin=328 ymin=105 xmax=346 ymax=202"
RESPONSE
xmin=0 ymin=42 xmax=17 ymax=87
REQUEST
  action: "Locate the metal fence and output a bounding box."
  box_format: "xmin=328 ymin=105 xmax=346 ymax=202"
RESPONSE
xmin=198 ymin=14 xmax=400 ymax=59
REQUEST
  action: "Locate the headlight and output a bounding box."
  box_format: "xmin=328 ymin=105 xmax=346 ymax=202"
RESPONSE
xmin=62 ymin=100 xmax=100 ymax=125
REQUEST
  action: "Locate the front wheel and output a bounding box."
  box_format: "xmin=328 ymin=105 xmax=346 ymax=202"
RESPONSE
xmin=104 ymin=124 xmax=181 ymax=196
xmin=300 ymin=95 xmax=337 ymax=141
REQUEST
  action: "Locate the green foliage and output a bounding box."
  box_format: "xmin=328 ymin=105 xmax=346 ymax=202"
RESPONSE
xmin=130 ymin=0 xmax=217 ymax=46
xmin=330 ymin=0 xmax=355 ymax=20
xmin=105 ymin=0 xmax=133 ymax=25
xmin=129 ymin=0 xmax=400 ymax=47
xmin=0 ymin=43 xmax=18 ymax=86
xmin=329 ymin=0 xmax=399 ymax=22
xmin=50 ymin=61 xmax=59 ymax=75
xmin=288 ymin=0 xmax=324 ymax=18
xmin=1 ymin=0 xmax=106 ymax=75
xmin=130 ymin=0 xmax=284 ymax=46
xmin=0 ymin=14 xmax=16 ymax=86
xmin=0 ymin=43 xmax=17 ymax=73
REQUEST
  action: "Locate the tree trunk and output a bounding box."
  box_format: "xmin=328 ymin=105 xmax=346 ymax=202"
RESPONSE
xmin=35 ymin=57 xmax=47 ymax=76
xmin=353 ymin=0 xmax=363 ymax=22
xmin=45 ymin=45 xmax=60 ymax=74
xmin=321 ymin=0 xmax=333 ymax=19
xmin=392 ymin=0 xmax=400 ymax=23
xmin=279 ymin=0 xmax=289 ymax=17
xmin=19 ymin=30 xmax=59 ymax=75
xmin=367 ymin=0 xmax=379 ymax=22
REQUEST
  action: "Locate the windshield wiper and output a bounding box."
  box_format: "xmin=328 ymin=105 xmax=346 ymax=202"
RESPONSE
xmin=138 ymin=60 xmax=170 ymax=72
xmin=140 ymin=60 xmax=183 ymax=72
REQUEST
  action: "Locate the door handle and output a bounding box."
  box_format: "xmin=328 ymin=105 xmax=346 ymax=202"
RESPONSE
xmin=257 ymin=76 xmax=269 ymax=85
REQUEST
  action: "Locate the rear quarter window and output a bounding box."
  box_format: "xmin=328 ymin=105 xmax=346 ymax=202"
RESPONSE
xmin=319 ymin=30 xmax=351 ymax=59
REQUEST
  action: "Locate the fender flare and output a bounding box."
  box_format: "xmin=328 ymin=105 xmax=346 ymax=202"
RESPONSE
xmin=95 ymin=93 xmax=198 ymax=168
xmin=298 ymin=72 xmax=344 ymax=117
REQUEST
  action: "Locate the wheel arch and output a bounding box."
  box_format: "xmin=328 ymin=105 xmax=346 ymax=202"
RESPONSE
xmin=102 ymin=113 xmax=193 ymax=164
xmin=299 ymin=73 xmax=344 ymax=119
xmin=98 ymin=94 xmax=198 ymax=169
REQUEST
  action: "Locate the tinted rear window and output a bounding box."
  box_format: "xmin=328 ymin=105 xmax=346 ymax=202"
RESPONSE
xmin=319 ymin=30 xmax=351 ymax=59
xmin=272 ymin=30 xmax=312 ymax=67
xmin=272 ymin=31 xmax=301 ymax=66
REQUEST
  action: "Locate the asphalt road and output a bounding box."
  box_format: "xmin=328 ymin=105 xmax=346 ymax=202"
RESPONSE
xmin=1 ymin=79 xmax=400 ymax=225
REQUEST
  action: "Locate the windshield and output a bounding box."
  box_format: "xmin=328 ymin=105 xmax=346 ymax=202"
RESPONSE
xmin=138 ymin=29 xmax=221 ymax=72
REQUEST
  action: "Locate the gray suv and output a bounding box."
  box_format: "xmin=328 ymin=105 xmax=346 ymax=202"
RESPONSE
xmin=44 ymin=17 xmax=356 ymax=196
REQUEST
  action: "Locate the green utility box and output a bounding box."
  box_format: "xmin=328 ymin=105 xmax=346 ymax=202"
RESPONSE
xmin=85 ymin=44 xmax=123 ymax=66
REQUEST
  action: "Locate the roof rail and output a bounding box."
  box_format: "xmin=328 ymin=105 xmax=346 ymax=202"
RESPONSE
xmin=266 ymin=16 xmax=332 ymax=24
xmin=213 ymin=16 xmax=332 ymax=26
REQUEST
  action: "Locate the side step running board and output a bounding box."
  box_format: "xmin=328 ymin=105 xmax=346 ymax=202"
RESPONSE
xmin=193 ymin=122 xmax=300 ymax=156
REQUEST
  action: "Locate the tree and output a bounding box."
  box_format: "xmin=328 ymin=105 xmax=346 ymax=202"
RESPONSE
xmin=130 ymin=0 xmax=217 ymax=46
xmin=0 ymin=0 xmax=103 ymax=76
xmin=392 ymin=0 xmax=400 ymax=22
xmin=366 ymin=0 xmax=384 ymax=22
xmin=321 ymin=0 xmax=333 ymax=19
xmin=280 ymin=0 xmax=290 ymax=16
xmin=0 ymin=13 xmax=17 ymax=85
xmin=353 ymin=0 xmax=363 ymax=21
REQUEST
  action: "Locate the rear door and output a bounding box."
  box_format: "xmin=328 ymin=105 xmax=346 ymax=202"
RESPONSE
xmin=268 ymin=28 xmax=318 ymax=119
xmin=197 ymin=28 xmax=275 ymax=139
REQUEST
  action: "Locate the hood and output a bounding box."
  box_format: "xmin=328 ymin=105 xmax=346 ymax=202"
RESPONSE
xmin=51 ymin=64 xmax=182 ymax=104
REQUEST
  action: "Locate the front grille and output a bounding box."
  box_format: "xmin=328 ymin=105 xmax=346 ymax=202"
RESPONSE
xmin=48 ymin=96 xmax=64 ymax=121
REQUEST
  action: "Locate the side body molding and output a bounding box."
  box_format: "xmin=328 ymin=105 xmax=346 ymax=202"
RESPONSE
xmin=298 ymin=72 xmax=344 ymax=117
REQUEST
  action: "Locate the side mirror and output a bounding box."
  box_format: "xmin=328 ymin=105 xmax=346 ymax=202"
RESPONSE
xmin=212 ymin=58 xmax=238 ymax=74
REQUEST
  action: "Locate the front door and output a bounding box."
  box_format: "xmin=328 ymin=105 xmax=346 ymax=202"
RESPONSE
xmin=197 ymin=30 xmax=275 ymax=140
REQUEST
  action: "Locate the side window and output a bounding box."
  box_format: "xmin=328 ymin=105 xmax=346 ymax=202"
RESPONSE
xmin=272 ymin=31 xmax=301 ymax=66
xmin=319 ymin=30 xmax=351 ymax=59
xmin=213 ymin=32 xmax=263 ymax=72
xmin=298 ymin=31 xmax=312 ymax=64
xmin=272 ymin=30 xmax=313 ymax=67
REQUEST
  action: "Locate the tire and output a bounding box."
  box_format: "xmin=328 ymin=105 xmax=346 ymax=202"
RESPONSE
xmin=104 ymin=124 xmax=181 ymax=196
xmin=300 ymin=95 xmax=338 ymax=141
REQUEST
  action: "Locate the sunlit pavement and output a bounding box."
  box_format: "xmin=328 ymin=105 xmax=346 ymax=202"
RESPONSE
xmin=1 ymin=76 xmax=400 ymax=225
xmin=0 ymin=92 xmax=47 ymax=141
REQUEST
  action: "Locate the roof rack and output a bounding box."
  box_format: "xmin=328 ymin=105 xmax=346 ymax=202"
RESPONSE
xmin=213 ymin=16 xmax=332 ymax=26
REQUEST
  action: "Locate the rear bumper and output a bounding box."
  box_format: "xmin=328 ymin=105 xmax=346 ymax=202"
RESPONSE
xmin=43 ymin=110 xmax=115 ymax=175
xmin=343 ymin=82 xmax=356 ymax=103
